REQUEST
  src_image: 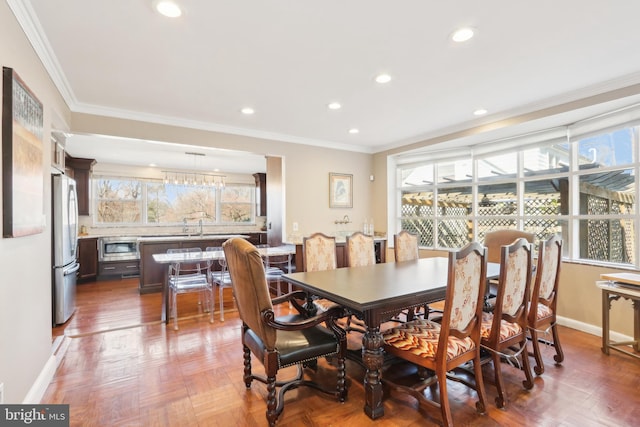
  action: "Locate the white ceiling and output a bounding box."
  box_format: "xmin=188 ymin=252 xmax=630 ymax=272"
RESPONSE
xmin=11 ymin=1 xmax=640 ymax=173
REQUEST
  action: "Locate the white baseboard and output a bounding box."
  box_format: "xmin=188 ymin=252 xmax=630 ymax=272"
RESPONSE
xmin=26 ymin=336 xmax=71 ymax=404
xmin=23 ymin=355 xmax=56 ymax=404
xmin=557 ymin=315 xmax=633 ymax=343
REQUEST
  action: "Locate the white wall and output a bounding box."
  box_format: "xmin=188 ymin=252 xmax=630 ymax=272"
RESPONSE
xmin=0 ymin=2 xmax=71 ymax=403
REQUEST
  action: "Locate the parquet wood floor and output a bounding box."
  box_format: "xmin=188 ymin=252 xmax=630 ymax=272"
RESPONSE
xmin=44 ymin=278 xmax=639 ymax=426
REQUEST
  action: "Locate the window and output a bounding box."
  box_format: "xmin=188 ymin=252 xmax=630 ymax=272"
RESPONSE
xmin=94 ymin=175 xmax=255 ymax=226
xmin=394 ymin=105 xmax=640 ymax=268
xmin=95 ymin=178 xmax=143 ymax=224
xmin=220 ymin=185 xmax=253 ymax=223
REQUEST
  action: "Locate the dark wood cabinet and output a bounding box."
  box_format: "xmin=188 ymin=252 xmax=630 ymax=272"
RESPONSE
xmin=77 ymin=237 xmax=98 ymax=282
xmin=98 ymin=260 xmax=140 ymax=278
xmin=66 ymin=156 xmax=96 ymax=215
xmin=253 ymin=172 xmax=266 ymax=217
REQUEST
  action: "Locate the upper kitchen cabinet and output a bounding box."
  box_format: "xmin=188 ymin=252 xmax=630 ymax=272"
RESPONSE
xmin=253 ymin=172 xmax=266 ymax=217
xmin=66 ymin=156 xmax=96 ymax=215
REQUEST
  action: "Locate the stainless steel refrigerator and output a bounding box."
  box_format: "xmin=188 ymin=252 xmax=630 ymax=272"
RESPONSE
xmin=52 ymin=174 xmax=80 ymax=325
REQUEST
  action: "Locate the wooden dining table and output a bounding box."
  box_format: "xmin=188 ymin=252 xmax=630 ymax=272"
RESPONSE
xmin=282 ymin=256 xmax=500 ymax=420
xmin=152 ymin=245 xmax=296 ymax=323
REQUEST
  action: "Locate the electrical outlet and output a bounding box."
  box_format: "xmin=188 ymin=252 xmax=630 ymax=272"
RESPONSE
xmin=292 ymin=222 xmax=299 ymax=231
xmin=0 ymin=382 xmax=4 ymax=404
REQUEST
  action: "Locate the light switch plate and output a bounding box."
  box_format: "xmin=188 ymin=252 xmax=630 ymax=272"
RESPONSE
xmin=292 ymin=222 xmax=299 ymax=231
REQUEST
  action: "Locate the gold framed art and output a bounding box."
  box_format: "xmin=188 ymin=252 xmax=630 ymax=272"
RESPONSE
xmin=329 ymin=173 xmax=352 ymax=208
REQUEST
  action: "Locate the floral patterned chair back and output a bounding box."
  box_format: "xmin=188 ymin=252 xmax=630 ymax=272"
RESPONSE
xmin=382 ymin=242 xmax=489 ymax=426
xmin=480 ymin=237 xmax=534 ymax=408
xmin=394 ymin=231 xmax=419 ymax=262
xmin=346 ymin=232 xmax=376 ymax=267
xmin=303 ymin=233 xmax=337 ymax=272
xmin=528 ymin=234 xmax=564 ymax=375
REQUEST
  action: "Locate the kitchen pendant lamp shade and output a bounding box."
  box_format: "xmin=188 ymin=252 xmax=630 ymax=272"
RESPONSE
xmin=162 ymin=171 xmax=226 ymax=188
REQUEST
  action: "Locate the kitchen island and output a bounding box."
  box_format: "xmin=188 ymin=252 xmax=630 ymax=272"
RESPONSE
xmin=137 ymin=233 xmax=264 ymax=294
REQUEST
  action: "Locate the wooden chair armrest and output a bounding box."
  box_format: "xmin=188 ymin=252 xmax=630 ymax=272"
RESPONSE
xmin=261 ymin=306 xmax=346 ymax=331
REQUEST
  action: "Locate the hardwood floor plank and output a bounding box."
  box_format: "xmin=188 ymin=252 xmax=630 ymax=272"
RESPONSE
xmin=44 ymin=278 xmax=640 ymax=426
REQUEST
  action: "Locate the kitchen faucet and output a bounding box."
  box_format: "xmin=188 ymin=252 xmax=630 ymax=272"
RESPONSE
xmin=334 ymin=215 xmax=351 ymax=225
xmin=182 ymin=218 xmax=188 ymax=233
xmin=198 ymin=219 xmax=203 ymax=236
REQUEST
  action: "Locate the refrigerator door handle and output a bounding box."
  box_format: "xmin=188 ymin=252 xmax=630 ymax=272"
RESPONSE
xmin=64 ymin=263 xmax=80 ymax=276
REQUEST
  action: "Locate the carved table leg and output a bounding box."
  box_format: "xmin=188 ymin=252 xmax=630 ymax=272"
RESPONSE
xmin=362 ymin=325 xmax=384 ymax=419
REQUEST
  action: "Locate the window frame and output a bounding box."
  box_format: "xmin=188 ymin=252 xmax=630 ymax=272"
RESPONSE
xmin=393 ymin=117 xmax=640 ymax=269
xmin=92 ymin=175 xmax=256 ymax=227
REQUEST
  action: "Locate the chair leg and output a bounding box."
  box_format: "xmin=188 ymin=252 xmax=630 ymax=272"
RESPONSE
xmin=519 ymin=338 xmax=534 ymax=390
xmin=551 ymin=323 xmax=565 ymax=364
xmin=529 ymin=328 xmax=546 ymax=375
xmin=266 ymin=376 xmax=277 ymax=427
xmin=337 ymin=354 xmax=347 ymax=402
xmin=473 ymin=352 xmax=488 ymax=414
xmin=208 ymin=287 xmax=214 ymax=324
xmin=436 ymin=366 xmax=454 ymax=427
xmin=491 ymin=352 xmax=507 ymax=408
xmin=243 ymin=345 xmax=253 ymax=388
xmin=172 ymin=289 xmax=179 ymax=331
xmin=219 ymin=285 xmax=225 ymax=322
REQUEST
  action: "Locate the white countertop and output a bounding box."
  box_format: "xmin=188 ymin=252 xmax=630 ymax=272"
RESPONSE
xmin=138 ymin=234 xmax=249 ymax=242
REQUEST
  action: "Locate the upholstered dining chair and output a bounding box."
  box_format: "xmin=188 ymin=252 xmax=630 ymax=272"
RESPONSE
xmin=393 ymin=230 xmax=419 ymax=262
xmin=484 ymin=229 xmax=536 ymax=264
xmin=222 ymin=237 xmax=348 ymax=427
xmin=303 ymin=233 xmax=339 ymax=313
xmin=383 ymin=242 xmax=489 ymax=427
xmin=484 ymin=229 xmax=535 ymax=307
xmin=480 ymin=237 xmax=534 ymax=408
xmin=344 ymin=232 xmax=376 ymax=332
xmin=166 ymin=248 xmax=214 ymax=330
xmin=528 ymin=234 xmax=564 ymax=375
xmin=393 ymin=231 xmax=434 ymax=320
xmin=346 ymin=231 xmax=376 ymax=267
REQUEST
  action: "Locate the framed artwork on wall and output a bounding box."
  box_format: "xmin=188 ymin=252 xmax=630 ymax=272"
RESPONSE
xmin=2 ymin=66 xmax=45 ymax=237
xmin=329 ymin=172 xmax=352 ymax=208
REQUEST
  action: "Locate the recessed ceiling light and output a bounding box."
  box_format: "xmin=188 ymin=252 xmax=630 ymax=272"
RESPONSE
xmin=473 ymin=108 xmax=488 ymax=116
xmin=240 ymin=107 xmax=255 ymax=115
xmin=452 ymin=27 xmax=475 ymax=42
xmin=149 ymin=163 xmax=157 ymax=167
xmin=154 ymin=1 xmax=182 ymax=18
xmin=375 ymin=74 xmax=392 ymax=84
xmin=349 ymin=128 xmax=359 ymax=134
xmin=328 ymin=102 xmax=342 ymax=110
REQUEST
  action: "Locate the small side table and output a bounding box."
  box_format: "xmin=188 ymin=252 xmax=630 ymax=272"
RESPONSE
xmin=596 ymin=281 xmax=640 ymax=360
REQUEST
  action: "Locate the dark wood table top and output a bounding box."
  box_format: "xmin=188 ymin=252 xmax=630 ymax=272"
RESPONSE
xmin=283 ymin=257 xmax=500 ymax=315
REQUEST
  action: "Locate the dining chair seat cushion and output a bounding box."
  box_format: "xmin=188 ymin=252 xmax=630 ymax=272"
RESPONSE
xmin=529 ymin=302 xmax=553 ymax=321
xmin=244 ymin=314 xmax=341 ymax=368
xmin=313 ymin=298 xmax=340 ymax=313
xmin=480 ymin=312 xmax=523 ymax=342
xmin=383 ymin=319 xmax=476 ymax=361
